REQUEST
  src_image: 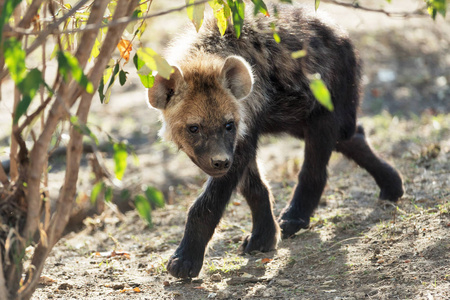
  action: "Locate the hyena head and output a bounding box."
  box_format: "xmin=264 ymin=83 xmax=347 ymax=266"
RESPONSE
xmin=148 ymin=55 xmax=253 ymax=177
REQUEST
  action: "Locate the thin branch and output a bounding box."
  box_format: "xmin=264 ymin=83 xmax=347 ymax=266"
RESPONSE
xmin=321 ymin=0 xmax=428 ymax=18
xmin=17 ymin=96 xmax=52 ymax=134
xmin=40 ymin=1 xmax=51 ymax=231
xmin=25 ymin=0 xmax=91 ymax=55
xmin=75 ymin=0 xmax=110 ymax=70
xmin=9 ymin=88 xmax=20 ymax=182
xmin=0 ymin=249 xmax=9 ymax=300
xmin=7 ymin=0 xmax=210 ymax=37
xmin=17 ymin=0 xmax=45 ymax=31
xmin=0 ymin=164 xmax=9 ymax=188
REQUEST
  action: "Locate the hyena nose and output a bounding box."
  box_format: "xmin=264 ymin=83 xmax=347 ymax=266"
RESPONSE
xmin=211 ymin=157 xmax=230 ymax=170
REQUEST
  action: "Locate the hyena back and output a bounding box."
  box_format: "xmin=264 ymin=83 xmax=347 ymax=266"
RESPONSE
xmin=148 ymin=5 xmax=404 ymax=279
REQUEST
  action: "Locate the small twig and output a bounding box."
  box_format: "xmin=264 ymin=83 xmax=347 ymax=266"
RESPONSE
xmin=26 ymin=0 xmax=91 ymax=55
xmin=328 ymin=236 xmax=361 ymax=249
xmin=9 ymin=88 xmax=20 ymax=182
xmin=6 ymin=0 xmax=210 ymax=37
xmin=16 ymin=97 xmax=52 ymax=134
xmin=321 ymin=0 xmax=428 ymax=18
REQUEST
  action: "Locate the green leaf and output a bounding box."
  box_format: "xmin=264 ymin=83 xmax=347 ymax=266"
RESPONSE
xmin=209 ymin=0 xmax=231 ymax=36
xmin=228 ymin=0 xmax=245 ymax=38
xmin=251 ymin=0 xmax=270 ymax=16
xmin=270 ymin=22 xmax=280 ymax=43
xmin=315 ymin=0 xmax=320 ymax=11
xmin=89 ymin=38 xmax=101 ymax=62
xmin=113 ymin=142 xmax=128 ymax=181
xmin=3 ymin=38 xmax=27 ymax=84
xmin=134 ymin=194 xmax=153 ymax=227
xmin=426 ymin=0 xmax=446 ymax=19
xmin=145 ymin=186 xmax=165 ymax=208
xmin=136 ymin=47 xmax=173 ymax=80
xmin=273 ymin=32 xmax=280 ymax=43
xmin=104 ymin=186 xmax=113 ymax=203
xmin=0 ymin=0 xmax=22 ymax=42
xmin=119 ymin=70 xmax=127 ymax=86
xmin=90 ymin=182 xmax=104 ymax=204
xmin=138 ymin=73 xmax=155 ymax=88
xmin=136 ymin=21 xmax=147 ymax=40
xmin=133 ymin=53 xmax=145 ymax=70
xmin=186 ymin=0 xmax=206 ymax=32
xmin=57 ymin=51 xmax=94 ymax=93
xmin=103 ymin=63 xmax=120 ymax=104
xmin=291 ymin=49 xmax=307 ymax=59
xmin=98 ymin=76 xmax=105 ymax=103
xmin=309 ymin=76 xmax=334 ymax=111
xmin=120 ymin=189 xmax=131 ymax=200
xmin=14 ymin=69 xmax=43 ymax=123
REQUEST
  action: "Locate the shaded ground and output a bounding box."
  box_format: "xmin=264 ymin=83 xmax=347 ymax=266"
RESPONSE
xmin=0 ymin=1 xmax=449 ymax=299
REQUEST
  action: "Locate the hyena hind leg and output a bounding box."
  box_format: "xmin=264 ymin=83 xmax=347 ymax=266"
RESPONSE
xmin=335 ymin=125 xmax=404 ymax=201
xmin=278 ymin=121 xmax=336 ymax=238
xmin=238 ymin=159 xmax=280 ymax=253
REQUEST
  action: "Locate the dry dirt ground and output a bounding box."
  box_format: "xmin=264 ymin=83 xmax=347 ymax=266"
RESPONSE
xmin=0 ymin=1 xmax=449 ymax=300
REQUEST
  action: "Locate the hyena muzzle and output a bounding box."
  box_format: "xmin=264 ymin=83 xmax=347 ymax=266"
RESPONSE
xmin=147 ymin=5 xmax=404 ymax=278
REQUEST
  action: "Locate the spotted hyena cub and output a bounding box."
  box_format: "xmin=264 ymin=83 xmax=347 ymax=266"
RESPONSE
xmin=147 ymin=5 xmax=404 ymax=278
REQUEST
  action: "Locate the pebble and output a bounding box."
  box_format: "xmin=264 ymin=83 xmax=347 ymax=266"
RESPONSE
xmin=217 ymin=290 xmax=230 ymax=299
xmin=211 ymin=273 xmax=222 ymax=282
xmin=58 ymin=283 xmax=73 ymax=290
xmin=111 ymin=283 xmax=125 ymax=290
xmin=262 ymin=288 xmax=277 ymax=297
xmin=277 ymin=279 xmax=294 ymax=287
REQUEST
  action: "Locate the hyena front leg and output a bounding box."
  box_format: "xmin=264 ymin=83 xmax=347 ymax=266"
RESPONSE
xmin=335 ymin=125 xmax=404 ymax=201
xmin=167 ymin=141 xmax=253 ymax=278
xmin=238 ymin=159 xmax=280 ymax=253
xmin=167 ymin=176 xmax=237 ymax=278
xmin=278 ymin=119 xmax=337 ymax=238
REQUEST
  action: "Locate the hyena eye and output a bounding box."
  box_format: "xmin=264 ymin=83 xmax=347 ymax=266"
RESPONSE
xmin=189 ymin=126 xmax=199 ymax=133
xmin=225 ymin=122 xmax=234 ymax=131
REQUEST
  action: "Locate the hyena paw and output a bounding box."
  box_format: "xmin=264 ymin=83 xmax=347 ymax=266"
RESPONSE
xmin=239 ymin=228 xmax=280 ymax=254
xmin=278 ymin=209 xmax=310 ymax=239
xmin=379 ymin=184 xmax=404 ymax=202
xmin=379 ymin=170 xmax=404 ymax=202
xmin=167 ymin=251 xmax=203 ymax=278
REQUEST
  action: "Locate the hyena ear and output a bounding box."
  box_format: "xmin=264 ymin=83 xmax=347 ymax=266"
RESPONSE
xmin=147 ymin=66 xmax=183 ymax=110
xmin=220 ymin=56 xmax=254 ymax=101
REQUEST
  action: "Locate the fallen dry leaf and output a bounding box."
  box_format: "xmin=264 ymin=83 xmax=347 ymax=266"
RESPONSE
xmin=117 ymin=39 xmax=132 ymax=62
xmin=133 ymin=287 xmax=141 ymax=293
xmin=261 ymin=258 xmax=272 ymax=264
xmin=39 ymin=276 xmax=57 ymax=286
xmin=96 ymin=250 xmax=131 ymax=259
